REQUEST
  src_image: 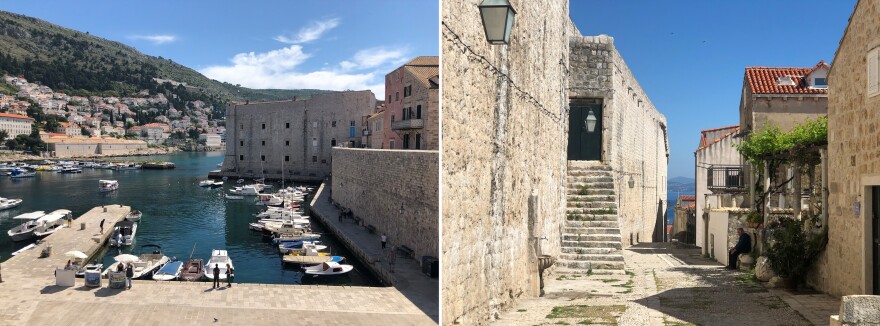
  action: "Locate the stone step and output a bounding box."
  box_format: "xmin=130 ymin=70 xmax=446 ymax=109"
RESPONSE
xmin=564 ymin=194 xmax=616 ymax=202
xmin=565 ymin=188 xmax=616 ymax=196
xmin=561 ymin=240 xmax=622 ymax=249
xmin=566 ymin=207 xmax=618 ymax=215
xmin=566 ymin=163 xmax=612 ymax=171
xmin=565 ymin=200 xmax=617 ymax=209
xmin=563 ymin=227 xmax=620 ymax=235
xmin=564 ymin=220 xmax=620 ymax=228
xmin=567 ymin=181 xmax=615 ymax=189
xmin=560 ymin=247 xmax=620 ymax=255
xmin=567 ymin=176 xmax=614 ymax=183
xmin=558 ymin=253 xmax=625 ymax=262
xmin=562 ymin=234 xmax=621 ymax=242
xmin=554 ymin=267 xmax=627 ymax=275
xmin=566 ymin=214 xmax=618 ymax=222
xmin=555 ymin=259 xmax=626 ymax=270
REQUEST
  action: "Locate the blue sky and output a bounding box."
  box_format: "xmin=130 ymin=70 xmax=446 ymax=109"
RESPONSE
xmin=0 ymin=1 xmax=439 ymax=98
xmin=570 ymin=0 xmax=855 ymax=179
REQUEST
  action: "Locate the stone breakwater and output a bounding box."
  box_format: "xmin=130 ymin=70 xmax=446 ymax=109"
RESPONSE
xmin=0 ymin=147 xmax=179 ymax=162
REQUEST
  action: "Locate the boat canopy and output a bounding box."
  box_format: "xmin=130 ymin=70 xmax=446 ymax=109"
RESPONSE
xmin=13 ymin=211 xmax=46 ymax=220
xmin=99 ymin=180 xmax=118 ymax=184
xmin=37 ymin=209 xmax=72 ymax=224
xmin=115 ymin=220 xmax=135 ymax=229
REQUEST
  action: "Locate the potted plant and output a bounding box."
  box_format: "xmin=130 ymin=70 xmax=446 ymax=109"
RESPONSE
xmin=746 ymin=211 xmax=763 ymax=228
xmin=765 ymin=218 xmax=824 ymax=288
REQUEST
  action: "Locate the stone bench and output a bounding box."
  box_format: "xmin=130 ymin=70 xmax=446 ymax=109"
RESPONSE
xmin=365 ymin=224 xmax=377 ymax=234
xmin=398 ymin=245 xmax=415 ymax=259
xmin=830 ymin=295 xmax=880 ymax=326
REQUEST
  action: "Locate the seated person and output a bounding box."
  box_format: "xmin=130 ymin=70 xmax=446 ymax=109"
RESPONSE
xmin=727 ymin=228 xmax=751 ymax=269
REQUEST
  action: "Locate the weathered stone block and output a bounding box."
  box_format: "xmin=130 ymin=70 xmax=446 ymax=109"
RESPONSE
xmin=755 ymin=256 xmax=775 ymax=282
xmin=838 ymin=295 xmax=880 ymax=324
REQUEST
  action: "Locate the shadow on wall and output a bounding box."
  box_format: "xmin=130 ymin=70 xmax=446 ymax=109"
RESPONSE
xmin=652 ymin=199 xmax=665 ymax=242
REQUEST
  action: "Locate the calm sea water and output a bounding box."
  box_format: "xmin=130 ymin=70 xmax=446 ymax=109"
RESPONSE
xmin=0 ymin=151 xmax=379 ymax=286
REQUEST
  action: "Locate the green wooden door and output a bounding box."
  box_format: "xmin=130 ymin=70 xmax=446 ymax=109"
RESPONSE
xmin=567 ymin=99 xmax=603 ymax=161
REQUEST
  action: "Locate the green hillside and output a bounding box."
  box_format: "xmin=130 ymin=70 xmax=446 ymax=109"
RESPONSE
xmin=0 ymin=10 xmax=332 ymax=106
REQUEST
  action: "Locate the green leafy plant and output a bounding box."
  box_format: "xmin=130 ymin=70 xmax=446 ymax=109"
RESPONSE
xmin=765 ymin=218 xmax=826 ymax=285
xmin=745 ymin=211 xmax=763 ymax=227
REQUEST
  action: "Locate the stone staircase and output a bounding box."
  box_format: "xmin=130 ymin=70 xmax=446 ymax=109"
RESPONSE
xmin=557 ymin=162 xmax=626 ymax=274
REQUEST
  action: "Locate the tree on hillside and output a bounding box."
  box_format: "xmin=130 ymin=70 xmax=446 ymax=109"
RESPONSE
xmin=0 ymin=130 xmax=8 ymax=145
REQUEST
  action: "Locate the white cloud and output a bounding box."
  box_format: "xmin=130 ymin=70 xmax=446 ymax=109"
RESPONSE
xmin=275 ymin=18 xmax=340 ymax=44
xmin=340 ymin=47 xmax=408 ymax=71
xmin=129 ymin=34 xmax=177 ymax=45
xmin=200 ymin=45 xmax=389 ymax=98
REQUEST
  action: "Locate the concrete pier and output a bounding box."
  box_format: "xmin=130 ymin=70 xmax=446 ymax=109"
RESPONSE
xmin=0 ymin=205 xmax=435 ymax=325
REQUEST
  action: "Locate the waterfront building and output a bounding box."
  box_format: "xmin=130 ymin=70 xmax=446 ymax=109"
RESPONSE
xmin=442 ymin=1 xmax=668 ymax=323
xmin=812 ymin=0 xmax=880 ymax=297
xmin=199 ymin=133 xmax=222 ymax=149
xmin=671 ymin=195 xmax=696 ymax=244
xmin=220 ymin=91 xmax=376 ymax=181
xmin=384 ymin=56 xmax=439 ymax=150
xmin=365 ymin=106 xmax=385 ymax=149
xmin=54 ymin=122 xmax=80 ymax=137
xmin=0 ymin=112 xmax=34 ymax=137
xmin=142 ymin=123 xmax=169 ymax=145
xmin=45 ymin=137 xmax=147 ymax=157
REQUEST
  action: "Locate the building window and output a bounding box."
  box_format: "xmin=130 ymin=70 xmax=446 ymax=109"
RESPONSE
xmin=240 ymin=140 xmax=244 ymax=146
xmin=350 ymin=121 xmax=355 ymax=127
xmin=261 ymin=140 xmax=265 ymax=146
xmin=388 ymin=95 xmax=391 ymax=102
xmin=868 ymin=47 xmax=880 ymax=97
xmin=261 ymin=123 xmax=266 ymax=129
xmin=331 ymin=138 xmax=336 ymax=147
xmin=261 ymin=155 xmax=265 ymax=161
xmin=285 ymin=140 xmax=289 ymax=146
xmin=390 ymin=140 xmax=395 ymax=149
xmin=416 ymin=105 xmax=422 ymax=119
xmin=312 ymin=121 xmax=317 ymax=128
xmin=395 ymin=92 xmax=399 ymax=101
xmin=285 ymin=156 xmax=290 ymax=162
xmin=285 ymin=122 xmax=290 ymax=128
xmin=312 ymin=138 xmax=317 ymax=147
xmin=332 ymin=121 xmax=336 ymax=127
xmin=402 ymin=109 xmax=406 ymax=120
xmin=403 ymin=134 xmax=410 ymax=149
xmin=312 ymin=156 xmax=317 ymax=162
xmin=391 ymin=115 xmax=395 ymax=123
xmin=416 ymin=134 xmax=421 ymax=149
xmin=239 ymin=155 xmax=243 ymax=160
xmin=813 ymin=78 xmax=827 ymax=88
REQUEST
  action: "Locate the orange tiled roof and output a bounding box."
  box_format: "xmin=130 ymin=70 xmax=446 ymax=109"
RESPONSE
xmin=680 ymin=195 xmax=696 ymax=201
xmin=745 ymin=61 xmax=829 ymax=94
xmin=405 ymin=56 xmax=438 ymax=66
xmin=0 ymin=113 xmax=33 ymax=120
xmin=686 ymin=202 xmax=696 ymax=209
xmin=697 ymin=125 xmax=739 ymax=151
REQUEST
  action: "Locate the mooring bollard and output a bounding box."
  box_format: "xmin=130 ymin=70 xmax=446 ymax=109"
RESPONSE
xmin=80 ymin=222 xmax=86 ymax=230
xmin=103 ymin=206 xmax=107 ymax=212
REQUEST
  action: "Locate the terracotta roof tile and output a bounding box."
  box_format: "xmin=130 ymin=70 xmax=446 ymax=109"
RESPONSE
xmin=0 ymin=113 xmax=33 ymax=120
xmin=697 ymin=126 xmax=740 ymax=151
xmin=680 ymin=195 xmax=696 ymax=201
xmin=405 ymin=65 xmax=440 ymax=88
xmin=405 ymin=56 xmax=438 ymax=66
xmin=745 ymin=61 xmax=830 ymax=94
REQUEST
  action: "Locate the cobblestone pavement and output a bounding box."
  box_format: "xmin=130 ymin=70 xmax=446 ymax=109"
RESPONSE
xmin=0 ymin=205 xmax=434 ymax=325
xmin=494 ymin=243 xmax=839 ymax=326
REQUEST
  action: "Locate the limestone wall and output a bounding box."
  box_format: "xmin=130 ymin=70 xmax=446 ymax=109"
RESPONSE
xmin=811 ymin=0 xmax=880 ymax=297
xmin=330 ymin=148 xmax=438 ymax=261
xmin=442 ymin=0 xmax=574 ymax=324
xmin=570 ymin=35 xmax=670 ymax=245
xmin=221 ymin=91 xmax=376 ymax=180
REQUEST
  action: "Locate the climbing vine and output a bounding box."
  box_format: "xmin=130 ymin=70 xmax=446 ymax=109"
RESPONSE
xmin=734 ymin=116 xmax=827 ymax=167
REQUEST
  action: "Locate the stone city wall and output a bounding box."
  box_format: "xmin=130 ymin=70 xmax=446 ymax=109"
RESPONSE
xmin=570 ymin=35 xmax=669 ymax=246
xmin=442 ymin=0 xmax=575 ymax=324
xmin=46 ymin=139 xmax=148 ymax=157
xmin=221 ymin=91 xmax=376 ymax=181
xmin=811 ymin=0 xmax=880 ymax=297
xmin=330 ymin=148 xmax=438 ymax=262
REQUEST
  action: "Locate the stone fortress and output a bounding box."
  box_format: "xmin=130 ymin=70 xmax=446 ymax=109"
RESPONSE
xmin=219 ymin=91 xmax=376 ymax=181
xmin=442 ymin=0 xmax=668 ymax=324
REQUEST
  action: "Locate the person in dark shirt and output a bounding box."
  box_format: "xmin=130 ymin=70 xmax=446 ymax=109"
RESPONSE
xmin=212 ymin=264 xmax=220 ymax=289
xmin=728 ymin=228 xmax=751 ymax=269
xmin=125 ymin=263 xmax=134 ymax=289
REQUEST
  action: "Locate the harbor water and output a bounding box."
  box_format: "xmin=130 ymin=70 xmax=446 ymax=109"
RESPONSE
xmin=0 ymin=151 xmax=379 ymax=286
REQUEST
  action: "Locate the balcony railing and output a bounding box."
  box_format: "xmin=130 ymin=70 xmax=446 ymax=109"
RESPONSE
xmin=392 ymin=119 xmax=424 ymax=130
xmin=707 ymin=165 xmax=747 ymax=192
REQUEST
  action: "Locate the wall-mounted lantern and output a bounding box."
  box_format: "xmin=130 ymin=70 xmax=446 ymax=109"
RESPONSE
xmin=585 ymin=109 xmax=597 ymax=133
xmin=628 ymin=175 xmax=635 ymax=188
xmin=399 ymin=204 xmax=405 ymax=215
xmin=479 ymin=0 xmax=516 ymax=45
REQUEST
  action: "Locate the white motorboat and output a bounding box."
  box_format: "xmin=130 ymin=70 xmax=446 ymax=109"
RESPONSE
xmin=255 ymin=207 xmax=305 ymax=219
xmin=33 ymin=209 xmax=72 ymax=238
xmin=272 ymin=232 xmax=321 ymax=244
xmin=102 ymin=246 xmax=169 ymax=279
xmin=229 ymin=185 xmax=261 ymax=196
xmin=109 ymin=220 xmax=137 ymax=247
xmin=225 ymin=194 xmax=244 ymax=200
xmin=75 ymin=263 xmax=103 ymax=278
xmin=303 ymin=261 xmax=354 ymax=276
xmin=126 ymin=210 xmax=143 ymax=222
xmin=199 ymin=180 xmax=214 ymax=187
xmin=263 ymin=220 xmax=310 ymax=234
xmin=58 ymin=166 xmax=82 ymax=174
xmin=9 ymin=169 xmax=35 ymax=178
xmin=204 ymin=249 xmax=234 ymax=281
xmin=7 ymin=211 xmax=47 ymax=242
xmin=256 ymin=194 xmax=284 ymax=206
xmin=99 ymin=180 xmax=119 ymax=192
xmin=152 ymin=260 xmax=184 ymax=281
xmin=278 ymin=241 xmax=328 ymax=254
xmin=0 ymin=197 xmax=23 ymax=210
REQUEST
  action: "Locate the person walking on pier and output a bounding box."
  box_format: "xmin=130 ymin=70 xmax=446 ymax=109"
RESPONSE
xmin=99 ymin=219 xmax=105 ymax=234
xmin=381 ymin=233 xmax=387 ymax=249
xmin=226 ymin=263 xmax=233 ymax=287
xmin=125 ymin=263 xmax=133 ymax=289
xmin=212 ymin=264 xmax=220 ymax=289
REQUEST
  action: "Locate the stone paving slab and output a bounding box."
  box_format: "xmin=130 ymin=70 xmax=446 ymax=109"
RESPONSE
xmin=494 ymin=243 xmax=837 ymax=326
xmin=310 ymin=183 xmax=439 ymax=323
xmin=0 ymin=205 xmax=434 ymax=325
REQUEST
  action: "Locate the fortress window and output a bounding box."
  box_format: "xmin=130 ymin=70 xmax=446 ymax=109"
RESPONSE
xmin=261 ymin=123 xmax=266 ymax=129
xmin=286 ymin=122 xmax=290 ymax=128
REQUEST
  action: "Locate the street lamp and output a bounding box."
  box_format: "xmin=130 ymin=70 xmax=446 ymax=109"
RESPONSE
xmin=584 ymin=109 xmax=597 ymax=133
xmin=479 ymin=0 xmax=516 ymax=45
xmin=628 ymin=175 xmax=635 ymax=188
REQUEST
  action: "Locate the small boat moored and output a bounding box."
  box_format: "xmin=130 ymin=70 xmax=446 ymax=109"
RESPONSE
xmin=204 ymin=249 xmax=234 ymax=280
xmin=303 ymin=261 xmax=354 ymax=277
xmin=180 ymin=258 xmax=205 ymax=281
xmin=99 ymin=180 xmax=119 ymax=192
xmin=152 ymin=260 xmax=184 ymax=281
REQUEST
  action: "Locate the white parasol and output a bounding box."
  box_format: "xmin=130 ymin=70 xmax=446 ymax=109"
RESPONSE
xmin=113 ymin=254 xmax=139 ymax=263
xmin=64 ymin=251 xmax=88 ymax=259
